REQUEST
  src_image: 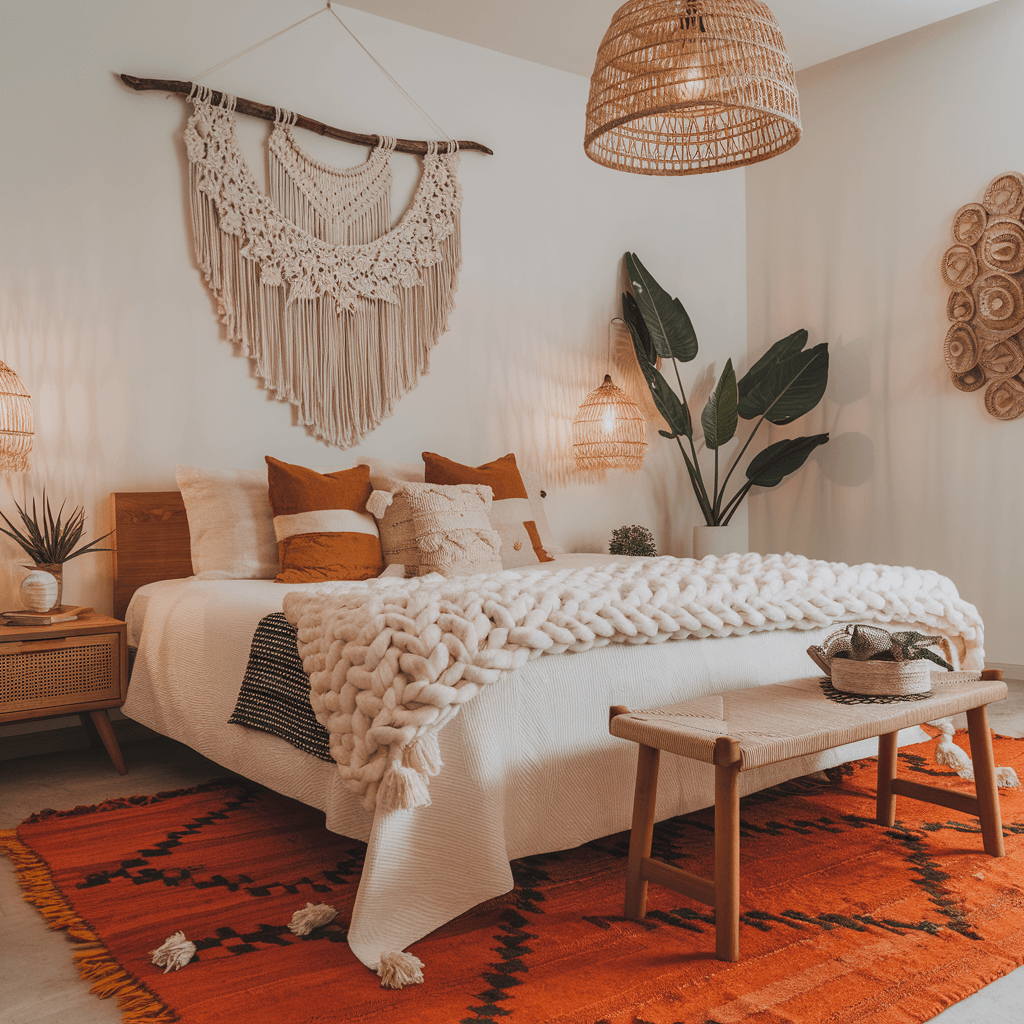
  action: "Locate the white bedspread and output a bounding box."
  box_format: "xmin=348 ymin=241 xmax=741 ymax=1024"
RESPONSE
xmin=121 ymin=553 xmax=957 ymax=979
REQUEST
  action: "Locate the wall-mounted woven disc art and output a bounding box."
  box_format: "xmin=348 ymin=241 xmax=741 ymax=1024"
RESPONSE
xmin=942 ymin=172 xmax=1024 ymax=420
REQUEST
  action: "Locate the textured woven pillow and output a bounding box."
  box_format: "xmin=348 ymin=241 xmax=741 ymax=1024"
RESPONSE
xmin=366 ymin=481 xmax=502 ymax=577
xmin=265 ymin=457 xmax=383 ymax=583
xmin=366 ymin=481 xmax=421 ymax=572
xmin=408 ymin=483 xmax=502 ymax=577
xmin=422 ymin=452 xmax=555 ymax=568
xmin=175 ymin=465 xmax=280 ymax=579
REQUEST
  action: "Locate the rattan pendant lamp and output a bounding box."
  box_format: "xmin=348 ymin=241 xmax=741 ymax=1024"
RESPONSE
xmin=572 ymin=374 xmax=648 ymax=472
xmin=584 ymin=0 xmax=801 ymax=175
xmin=0 ymin=360 xmax=32 ymax=473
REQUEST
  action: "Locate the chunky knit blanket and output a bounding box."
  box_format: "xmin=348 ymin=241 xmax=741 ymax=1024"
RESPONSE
xmin=282 ymin=553 xmax=984 ymax=812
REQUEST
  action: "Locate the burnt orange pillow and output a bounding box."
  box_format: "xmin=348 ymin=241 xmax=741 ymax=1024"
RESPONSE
xmin=422 ymin=452 xmax=554 ymax=568
xmin=266 ymin=457 xmax=383 ymax=583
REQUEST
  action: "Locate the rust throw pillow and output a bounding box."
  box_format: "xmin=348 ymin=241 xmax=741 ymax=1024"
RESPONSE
xmin=265 ymin=457 xmax=383 ymax=583
xmin=422 ymin=452 xmax=554 ymax=568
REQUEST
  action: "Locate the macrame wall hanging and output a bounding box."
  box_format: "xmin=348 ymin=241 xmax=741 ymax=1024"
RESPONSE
xmin=941 ymin=171 xmax=1024 ymax=421
xmin=122 ymin=3 xmax=492 ymax=448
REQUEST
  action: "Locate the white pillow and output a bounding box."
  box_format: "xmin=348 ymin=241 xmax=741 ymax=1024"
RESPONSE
xmin=355 ymin=457 xmax=424 ymax=491
xmin=519 ymin=468 xmax=564 ymax=556
xmin=175 ymin=465 xmax=279 ymax=579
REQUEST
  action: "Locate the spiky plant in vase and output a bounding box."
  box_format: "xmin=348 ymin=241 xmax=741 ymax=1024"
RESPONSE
xmin=609 ymin=525 xmax=658 ymax=558
xmin=0 ymin=492 xmax=113 ymax=612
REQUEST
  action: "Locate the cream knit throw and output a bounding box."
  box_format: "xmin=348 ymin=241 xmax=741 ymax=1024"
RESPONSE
xmin=283 ymin=553 xmax=984 ymax=812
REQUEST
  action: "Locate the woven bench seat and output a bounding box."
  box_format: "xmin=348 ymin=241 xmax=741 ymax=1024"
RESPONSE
xmin=609 ymin=672 xmax=1008 ymax=961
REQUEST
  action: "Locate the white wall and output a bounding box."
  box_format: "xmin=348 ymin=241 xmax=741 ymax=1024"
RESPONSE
xmin=0 ymin=1 xmax=747 ymax=616
xmin=745 ymin=0 xmax=1024 ymax=664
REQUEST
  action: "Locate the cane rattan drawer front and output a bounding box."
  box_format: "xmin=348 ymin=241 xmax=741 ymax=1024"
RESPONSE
xmin=0 ymin=632 xmax=122 ymax=718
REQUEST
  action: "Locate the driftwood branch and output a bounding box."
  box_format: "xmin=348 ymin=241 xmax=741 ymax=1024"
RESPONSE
xmin=119 ymin=74 xmax=493 ymax=156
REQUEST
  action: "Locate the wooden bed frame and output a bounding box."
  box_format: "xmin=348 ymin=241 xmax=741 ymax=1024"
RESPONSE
xmin=111 ymin=492 xmax=193 ymax=621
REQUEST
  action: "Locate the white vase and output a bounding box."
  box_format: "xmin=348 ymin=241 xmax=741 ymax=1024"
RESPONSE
xmin=692 ymin=523 xmax=749 ymax=559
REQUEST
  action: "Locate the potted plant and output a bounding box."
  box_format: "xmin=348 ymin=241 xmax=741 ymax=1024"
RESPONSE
xmin=809 ymin=624 xmax=953 ymax=696
xmin=609 ymin=524 xmax=658 ymax=558
xmin=621 ymin=253 xmax=830 ymax=556
xmin=0 ymin=493 xmax=114 ymax=612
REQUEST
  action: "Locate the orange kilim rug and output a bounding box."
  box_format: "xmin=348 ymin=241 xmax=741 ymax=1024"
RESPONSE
xmin=3 ymin=733 xmax=1024 ymax=1024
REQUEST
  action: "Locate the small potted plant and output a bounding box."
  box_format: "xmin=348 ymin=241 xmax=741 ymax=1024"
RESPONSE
xmin=609 ymin=525 xmax=658 ymax=558
xmin=0 ymin=493 xmax=113 ymax=612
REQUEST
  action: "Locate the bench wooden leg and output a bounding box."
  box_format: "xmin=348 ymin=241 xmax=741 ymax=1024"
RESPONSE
xmin=714 ymin=741 xmax=741 ymax=962
xmin=625 ymin=744 xmax=660 ymax=920
xmin=876 ymin=730 xmax=899 ymax=827
xmin=966 ymin=705 xmax=1004 ymax=857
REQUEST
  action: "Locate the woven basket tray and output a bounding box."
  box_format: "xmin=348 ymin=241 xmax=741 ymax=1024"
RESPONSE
xmin=830 ymin=658 xmax=932 ymax=696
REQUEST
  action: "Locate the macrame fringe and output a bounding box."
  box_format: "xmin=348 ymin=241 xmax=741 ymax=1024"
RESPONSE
xmin=187 ymin=95 xmax=462 ymax=451
xmin=287 ymin=901 xmax=338 ymax=936
xmin=377 ymin=761 xmax=432 ymax=812
xmin=0 ymin=829 xmax=177 ymax=1024
xmin=376 ymin=949 xmax=425 ymax=989
xmin=149 ymin=931 xmax=196 ymax=973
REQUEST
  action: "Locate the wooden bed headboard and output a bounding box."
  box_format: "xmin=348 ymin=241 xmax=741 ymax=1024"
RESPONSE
xmin=111 ymin=491 xmax=193 ymax=621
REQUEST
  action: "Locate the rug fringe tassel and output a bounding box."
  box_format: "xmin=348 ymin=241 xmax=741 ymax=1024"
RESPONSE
xmin=0 ymin=829 xmax=177 ymax=1024
xmin=376 ymin=949 xmax=425 ymax=988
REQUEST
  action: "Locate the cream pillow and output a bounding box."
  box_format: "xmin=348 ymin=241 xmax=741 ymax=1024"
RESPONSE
xmin=410 ymin=484 xmax=502 ymax=577
xmin=355 ymin=457 xmax=424 ymax=491
xmin=519 ymin=468 xmax=564 ymax=557
xmin=176 ymin=465 xmax=279 ymax=579
xmin=367 ymin=481 xmax=502 ymax=577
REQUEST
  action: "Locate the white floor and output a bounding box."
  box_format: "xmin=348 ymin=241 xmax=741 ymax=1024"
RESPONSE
xmin=2 ymin=688 xmax=1024 ymax=1024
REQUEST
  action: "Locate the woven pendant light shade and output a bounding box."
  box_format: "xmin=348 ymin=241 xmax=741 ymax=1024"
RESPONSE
xmin=0 ymin=360 xmax=32 ymax=473
xmin=584 ymin=0 xmax=801 ymax=175
xmin=573 ymin=375 xmax=648 ymax=472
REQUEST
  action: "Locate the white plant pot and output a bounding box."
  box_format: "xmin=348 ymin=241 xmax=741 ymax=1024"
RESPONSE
xmin=692 ymin=523 xmax=749 ymax=559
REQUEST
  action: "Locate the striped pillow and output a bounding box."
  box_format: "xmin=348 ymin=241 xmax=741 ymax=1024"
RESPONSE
xmin=265 ymin=457 xmax=383 ymax=583
xmin=422 ymin=452 xmax=554 ymax=568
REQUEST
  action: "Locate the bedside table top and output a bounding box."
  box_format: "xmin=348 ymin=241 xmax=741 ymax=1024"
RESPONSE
xmin=0 ymin=611 xmax=126 ymax=643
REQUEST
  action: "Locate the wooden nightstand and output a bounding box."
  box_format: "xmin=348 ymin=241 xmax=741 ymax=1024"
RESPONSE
xmin=0 ymin=612 xmax=130 ymax=774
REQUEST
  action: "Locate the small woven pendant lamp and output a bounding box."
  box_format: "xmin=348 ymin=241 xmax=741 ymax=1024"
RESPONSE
xmin=584 ymin=0 xmax=801 ymax=175
xmin=0 ymin=360 xmax=32 ymax=473
xmin=573 ymin=375 xmax=648 ymax=472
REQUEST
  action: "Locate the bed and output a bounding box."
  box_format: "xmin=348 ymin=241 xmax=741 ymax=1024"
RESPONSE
xmin=114 ymin=483 xmax=982 ymax=985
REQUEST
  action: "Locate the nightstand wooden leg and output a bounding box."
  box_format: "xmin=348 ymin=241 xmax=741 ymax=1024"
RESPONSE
xmin=88 ymin=710 xmax=127 ymax=775
xmin=876 ymin=730 xmax=899 ymax=826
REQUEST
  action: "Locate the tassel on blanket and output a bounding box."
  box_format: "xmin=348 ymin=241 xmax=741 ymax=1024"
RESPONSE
xmin=150 ymin=931 xmax=196 ymax=972
xmin=288 ymin=902 xmax=338 ymax=936
xmin=404 ymin=732 xmax=443 ymax=776
xmin=378 ymin=761 xmax=432 ymax=812
xmin=932 ymin=718 xmax=1021 ymax=787
xmin=377 ymin=949 xmax=425 ymax=988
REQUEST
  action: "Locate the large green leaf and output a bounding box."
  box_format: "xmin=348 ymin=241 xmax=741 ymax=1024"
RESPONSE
xmin=622 ymin=292 xmax=656 ymax=365
xmin=624 ymin=252 xmax=698 ymax=363
xmin=646 ymin=363 xmax=692 ymax=439
xmin=737 ymin=343 xmax=829 ymax=424
xmin=745 ymin=434 xmax=830 ymax=488
xmin=737 ymin=329 xmax=808 ymax=401
xmin=700 ymin=359 xmax=738 ymax=450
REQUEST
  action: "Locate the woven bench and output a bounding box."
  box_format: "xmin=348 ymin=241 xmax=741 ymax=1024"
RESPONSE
xmin=608 ymin=671 xmax=1008 ymax=961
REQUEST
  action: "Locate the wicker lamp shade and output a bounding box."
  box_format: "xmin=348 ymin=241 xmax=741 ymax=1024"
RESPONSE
xmin=584 ymin=0 xmax=801 ymax=175
xmin=573 ymin=375 xmax=648 ymax=472
xmin=0 ymin=360 xmax=32 ymax=473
